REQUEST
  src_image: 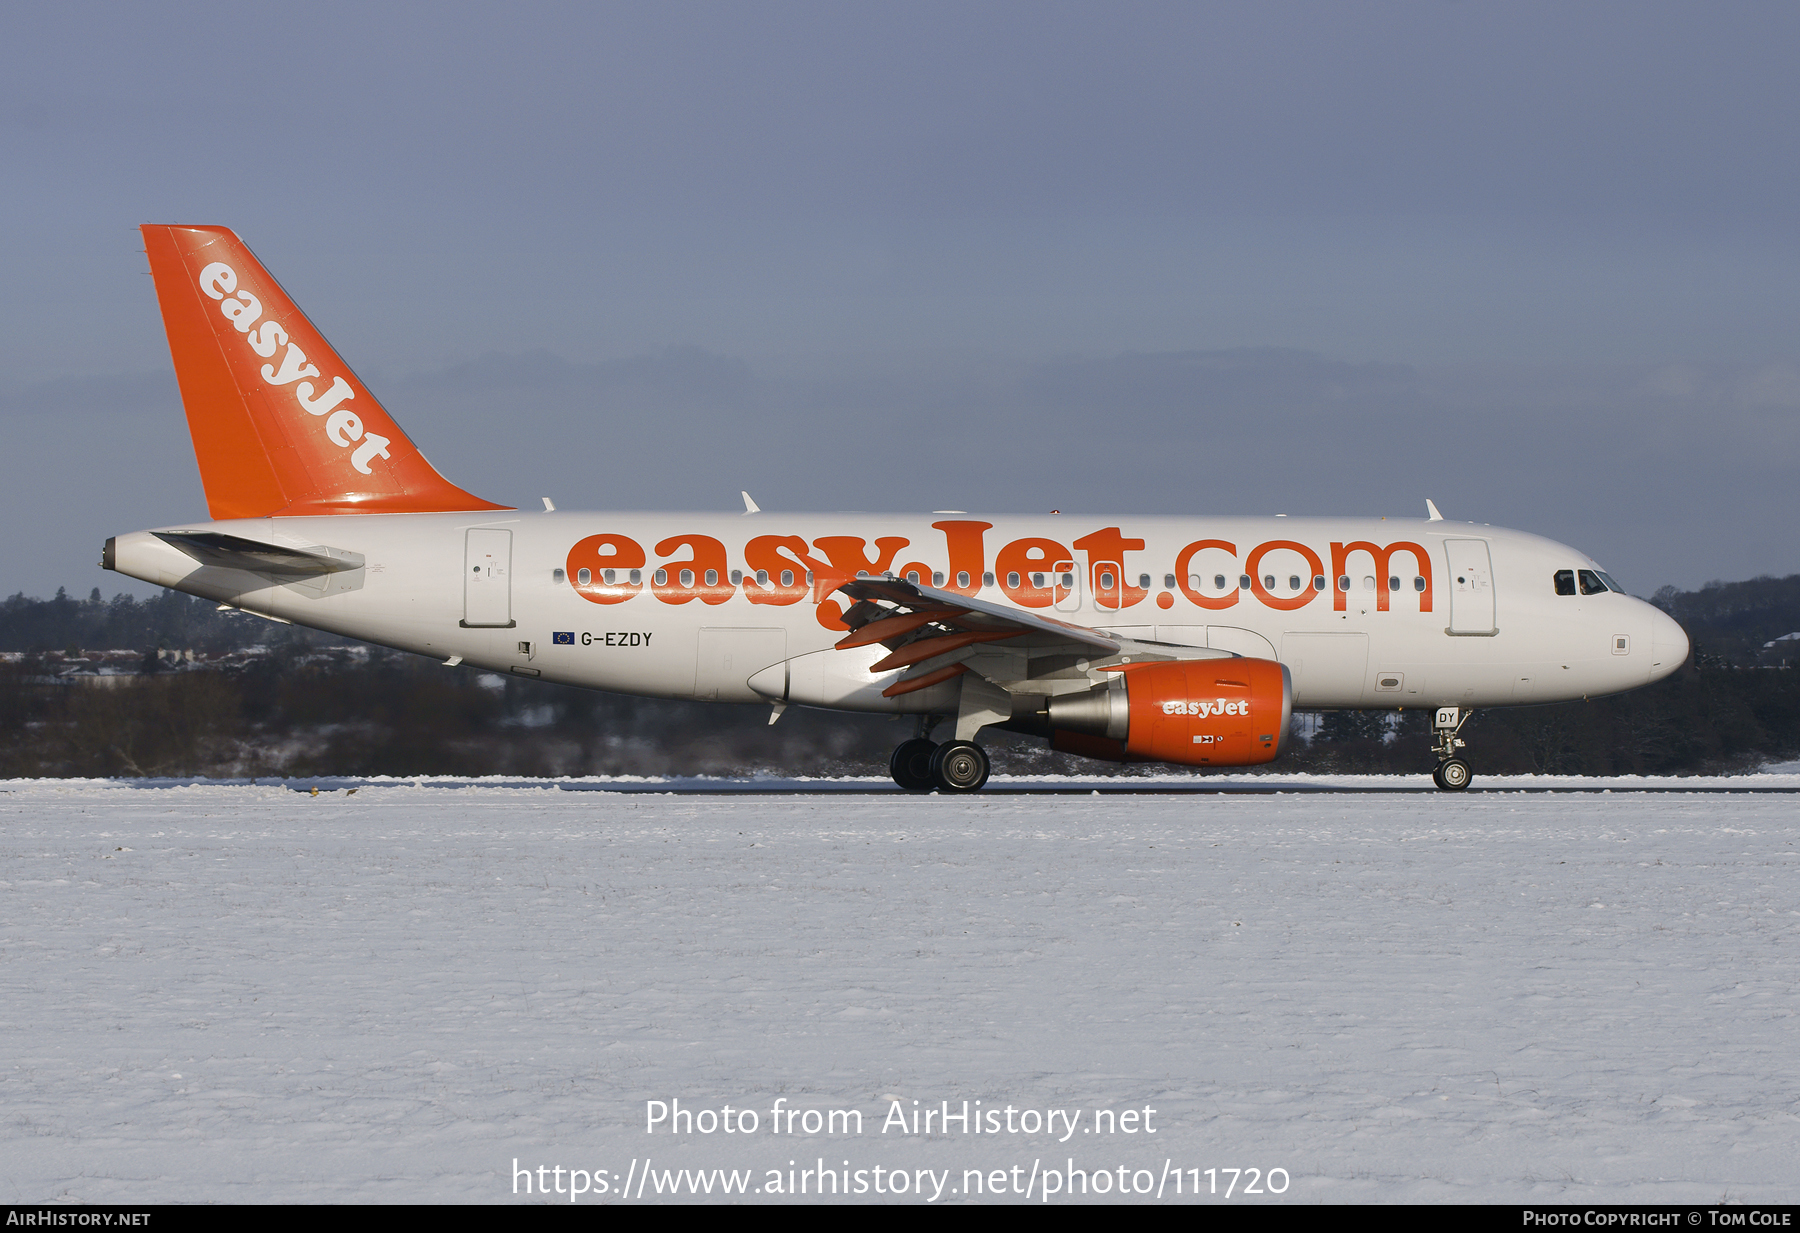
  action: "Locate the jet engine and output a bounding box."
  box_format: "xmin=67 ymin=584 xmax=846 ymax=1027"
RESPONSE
xmin=1041 ymin=658 xmax=1292 ymax=767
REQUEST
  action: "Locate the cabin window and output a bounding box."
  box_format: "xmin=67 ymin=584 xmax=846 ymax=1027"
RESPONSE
xmin=1060 ymin=572 xmax=1074 ymax=588
xmin=1288 ymin=575 xmax=1301 ymax=591
xmin=1263 ymin=574 xmax=1275 ymax=590
xmin=1578 ymin=569 xmax=1607 ymax=596
xmin=1388 ymin=576 xmax=1400 ymax=591
xmin=982 ymin=572 xmax=995 ymax=587
xmin=1139 ymin=573 xmax=1151 ymax=590
xmin=856 ymin=570 xmax=870 ymax=579
xmin=933 ymin=571 xmax=945 ymax=586
xmin=674 ymin=568 xmax=690 ymax=587
xmin=1338 ymin=575 xmax=1350 ymax=592
xmin=1239 ymin=575 xmax=1252 ymax=590
xmin=653 ymin=569 xmax=668 ymax=585
xmin=756 ymin=569 xmax=769 ymax=585
xmin=603 ymin=568 xmax=616 ymax=585
xmin=1212 ymin=574 xmax=1225 ymax=590
xmin=781 ymin=569 xmax=795 ymax=587
xmin=1363 ymin=576 xmax=1376 ymax=591
xmin=1164 ymin=574 xmax=1177 ymax=590
xmin=957 ymin=571 xmax=970 ymax=588
xmin=1414 ymin=576 xmax=1426 ymax=591
xmin=1031 ymin=572 xmax=1046 ymax=588
xmin=1554 ymin=570 xmax=1576 ymax=596
xmin=1007 ymin=571 xmax=1020 ymax=588
xmin=805 ymin=571 xmax=814 ymax=585
xmin=1313 ymin=575 xmax=1326 ymax=591
xmin=1099 ymin=570 xmax=1115 ymax=590
xmin=577 ymin=568 xmax=591 ymax=586
xmin=704 ymin=569 xmax=718 ymax=587
xmin=730 ymin=569 xmax=743 ymax=585
xmin=629 ymin=569 xmax=642 ymax=585
xmin=553 ymin=568 xmax=566 ymax=583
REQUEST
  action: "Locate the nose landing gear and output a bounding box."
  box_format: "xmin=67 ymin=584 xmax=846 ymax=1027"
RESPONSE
xmin=1431 ymin=707 xmax=1473 ymax=791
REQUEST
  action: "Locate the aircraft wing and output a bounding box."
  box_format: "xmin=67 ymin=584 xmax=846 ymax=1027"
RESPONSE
xmin=829 ymin=575 xmax=1144 ymax=697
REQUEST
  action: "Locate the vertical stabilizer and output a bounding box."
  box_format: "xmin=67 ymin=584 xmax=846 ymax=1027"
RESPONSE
xmin=141 ymin=224 xmax=509 ymax=519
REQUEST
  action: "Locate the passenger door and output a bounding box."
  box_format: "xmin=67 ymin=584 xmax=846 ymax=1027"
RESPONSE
xmin=1445 ymin=538 xmax=1496 ymax=635
xmin=462 ymin=528 xmax=513 ymax=628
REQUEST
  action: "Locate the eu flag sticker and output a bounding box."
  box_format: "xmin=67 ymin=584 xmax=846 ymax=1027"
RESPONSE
xmin=552 ymin=631 xmax=575 ymax=645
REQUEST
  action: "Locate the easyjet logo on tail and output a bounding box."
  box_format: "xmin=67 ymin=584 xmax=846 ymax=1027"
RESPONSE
xmin=197 ymin=263 xmax=393 ymax=475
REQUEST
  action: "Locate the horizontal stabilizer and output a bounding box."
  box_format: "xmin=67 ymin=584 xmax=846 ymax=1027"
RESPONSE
xmin=152 ymin=531 xmax=365 ymax=576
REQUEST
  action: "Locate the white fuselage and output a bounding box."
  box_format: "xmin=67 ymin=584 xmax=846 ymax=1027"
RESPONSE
xmin=109 ymin=511 xmax=1689 ymax=715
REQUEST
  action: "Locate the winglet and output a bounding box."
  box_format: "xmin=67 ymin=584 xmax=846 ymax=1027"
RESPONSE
xmin=1425 ymin=499 xmax=1444 ymax=522
xmin=140 ymin=225 xmax=509 ymax=519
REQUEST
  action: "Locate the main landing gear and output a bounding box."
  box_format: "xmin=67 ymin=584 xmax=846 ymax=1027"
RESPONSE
xmin=889 ymin=723 xmax=991 ymax=793
xmin=1430 ymin=707 xmax=1474 ymax=792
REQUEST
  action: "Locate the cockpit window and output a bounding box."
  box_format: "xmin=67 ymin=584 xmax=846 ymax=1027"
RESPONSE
xmin=1578 ymin=569 xmax=1609 ymax=596
xmin=1554 ymin=570 xmax=1576 ymax=596
xmin=1596 ymin=570 xmax=1625 ymax=593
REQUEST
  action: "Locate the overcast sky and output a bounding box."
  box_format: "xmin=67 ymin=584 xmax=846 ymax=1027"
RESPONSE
xmin=4 ymin=1 xmax=1797 ymax=600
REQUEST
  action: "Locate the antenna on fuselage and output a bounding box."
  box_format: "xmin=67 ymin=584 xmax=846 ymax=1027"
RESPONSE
xmin=1426 ymin=499 xmax=1444 ymax=522
xmin=742 ymin=491 xmax=761 ymax=515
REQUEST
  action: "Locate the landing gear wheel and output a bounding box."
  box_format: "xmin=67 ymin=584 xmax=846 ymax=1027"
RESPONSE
xmin=890 ymin=739 xmax=938 ymax=791
xmin=929 ymin=741 xmax=990 ymax=793
xmin=1434 ymin=757 xmax=1472 ymax=792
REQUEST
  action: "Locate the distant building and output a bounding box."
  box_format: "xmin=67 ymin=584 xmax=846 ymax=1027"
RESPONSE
xmin=1760 ymin=632 xmax=1800 ymax=666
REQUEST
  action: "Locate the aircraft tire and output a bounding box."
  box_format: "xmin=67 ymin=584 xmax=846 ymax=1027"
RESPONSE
xmin=929 ymin=741 xmax=990 ymax=793
xmin=890 ymin=739 xmax=938 ymax=791
xmin=1435 ymin=758 xmax=1472 ymax=792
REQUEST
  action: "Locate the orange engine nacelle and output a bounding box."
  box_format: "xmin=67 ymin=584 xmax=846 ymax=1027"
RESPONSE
xmin=1048 ymin=658 xmax=1293 ymax=767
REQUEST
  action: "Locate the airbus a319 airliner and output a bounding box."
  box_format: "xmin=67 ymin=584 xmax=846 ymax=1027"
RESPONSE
xmin=105 ymin=226 xmax=1689 ymax=792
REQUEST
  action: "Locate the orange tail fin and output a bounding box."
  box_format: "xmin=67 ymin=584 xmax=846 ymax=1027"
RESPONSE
xmin=141 ymin=225 xmax=510 ymax=519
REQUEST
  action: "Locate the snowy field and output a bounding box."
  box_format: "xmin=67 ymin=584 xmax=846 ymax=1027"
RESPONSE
xmin=2 ymin=776 xmax=1796 ymax=1205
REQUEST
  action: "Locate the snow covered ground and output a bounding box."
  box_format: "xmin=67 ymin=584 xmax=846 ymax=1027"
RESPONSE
xmin=2 ymin=776 xmax=1796 ymax=1204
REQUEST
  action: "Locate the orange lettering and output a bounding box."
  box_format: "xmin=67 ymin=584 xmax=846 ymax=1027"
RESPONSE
xmin=995 ymin=538 xmax=1069 ymax=609
xmin=1330 ymin=541 xmax=1433 ymax=612
xmin=932 ymin=521 xmax=992 ymax=598
xmin=566 ymin=534 xmax=645 ymax=605
xmin=810 ymin=535 xmax=910 ymax=629
xmin=651 ymin=535 xmax=733 ymax=605
xmin=743 ymin=535 xmax=813 ymax=606
xmin=1073 ymin=527 xmax=1147 ymax=610
xmin=1246 ymin=540 xmax=1324 ymax=611
xmin=1174 ymin=539 xmax=1238 ymax=610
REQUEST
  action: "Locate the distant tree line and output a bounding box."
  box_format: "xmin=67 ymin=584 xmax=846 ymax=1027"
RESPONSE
xmin=2 ymin=577 xmax=1797 ymax=779
xmin=0 ymin=587 xmax=264 ymax=657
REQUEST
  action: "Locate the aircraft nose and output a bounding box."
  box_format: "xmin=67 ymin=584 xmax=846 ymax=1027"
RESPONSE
xmin=1648 ymin=607 xmax=1690 ymax=681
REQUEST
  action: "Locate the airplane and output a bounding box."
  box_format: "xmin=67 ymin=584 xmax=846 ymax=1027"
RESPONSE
xmin=104 ymin=225 xmax=1691 ymax=792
